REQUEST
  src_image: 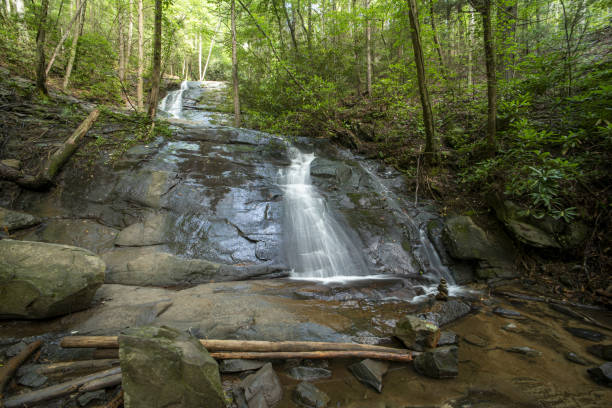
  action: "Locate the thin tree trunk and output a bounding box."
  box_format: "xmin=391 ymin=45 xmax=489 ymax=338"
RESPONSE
xmin=126 ymin=0 xmax=133 ymax=70
xmin=0 ymin=340 xmax=42 ymax=394
xmin=117 ymin=0 xmax=125 ymax=81
xmin=46 ymin=0 xmax=86 ymax=77
xmin=467 ymin=6 xmax=474 ymax=89
xmin=147 ymin=0 xmax=162 ymax=119
xmin=365 ymin=0 xmax=372 ymax=97
xmin=203 ymin=19 xmax=221 ymax=80
xmin=63 ymin=0 xmax=84 ymax=89
xmin=407 ymin=0 xmax=435 ymax=156
xmin=231 ymin=0 xmax=241 ymax=127
xmin=35 ymin=0 xmax=50 ymax=96
xmin=137 ymin=0 xmax=144 ymax=110
xmin=428 ymin=0 xmax=445 ymax=71
xmin=480 ymin=0 xmax=496 ymax=148
xmin=198 ymin=33 xmax=202 ymax=80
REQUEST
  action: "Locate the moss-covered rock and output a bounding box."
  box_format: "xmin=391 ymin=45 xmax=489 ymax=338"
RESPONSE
xmin=119 ymin=326 xmax=225 ymax=408
xmin=0 ymin=207 xmax=41 ymax=232
xmin=0 ymin=239 xmax=105 ymax=318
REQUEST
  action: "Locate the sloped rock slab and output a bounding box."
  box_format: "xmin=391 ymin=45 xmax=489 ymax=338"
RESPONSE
xmin=293 ymin=382 xmax=330 ymax=408
xmin=414 ymin=346 xmax=458 ymax=379
xmin=348 ymin=359 xmax=388 ymax=393
xmin=565 ymin=327 xmax=605 ymax=342
xmin=234 ymin=363 xmax=283 ymax=408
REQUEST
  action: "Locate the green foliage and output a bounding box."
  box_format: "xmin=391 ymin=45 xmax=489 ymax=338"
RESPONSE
xmin=71 ymin=33 xmax=121 ymax=103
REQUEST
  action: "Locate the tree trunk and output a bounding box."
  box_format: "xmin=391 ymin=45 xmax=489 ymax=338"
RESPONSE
xmin=209 ymin=350 xmax=414 ymax=362
xmin=35 ymin=0 xmax=50 ymax=96
xmin=231 ymin=0 xmax=241 ymax=127
xmin=117 ymin=0 xmax=125 ymax=82
xmin=63 ymin=0 xmax=85 ymax=89
xmin=467 ymin=6 xmax=474 ymax=89
xmin=137 ymin=0 xmax=144 ymax=110
xmin=198 ymin=33 xmax=202 ymax=80
xmin=45 ymin=0 xmax=86 ymax=77
xmin=428 ymin=0 xmax=445 ymax=72
xmin=203 ymin=19 xmax=221 ymax=81
xmin=407 ymin=0 xmax=435 ymax=156
xmin=0 ymin=340 xmax=42 ymax=394
xmin=126 ymin=0 xmax=133 ymax=71
xmin=480 ymin=0 xmax=496 ymax=148
xmin=365 ymin=0 xmax=372 ymax=97
xmin=147 ymin=0 xmax=162 ymax=119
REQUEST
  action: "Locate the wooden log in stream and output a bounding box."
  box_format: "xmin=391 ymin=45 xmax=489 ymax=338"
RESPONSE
xmin=209 ymin=350 xmax=414 ymax=362
xmin=61 ymin=336 xmax=413 ymax=355
xmin=1 ymin=367 xmax=121 ymax=408
xmin=18 ymin=359 xmax=120 ymax=376
xmin=0 ymin=340 xmax=42 ymax=397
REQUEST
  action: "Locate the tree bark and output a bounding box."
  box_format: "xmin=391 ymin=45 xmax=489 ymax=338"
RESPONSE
xmin=209 ymin=351 xmax=415 ymax=362
xmin=18 ymin=359 xmax=119 ymax=376
xmin=198 ymin=33 xmax=202 ymax=80
xmin=407 ymin=0 xmax=435 ymax=156
xmin=117 ymin=0 xmax=126 ymax=82
xmin=0 ymin=109 xmax=100 ymax=190
xmin=481 ymin=0 xmax=496 ymax=148
xmin=0 ymin=340 xmax=42 ymax=395
xmin=231 ymin=0 xmax=241 ymax=127
xmin=428 ymin=0 xmax=445 ymax=72
xmin=202 ymin=19 xmax=221 ymax=81
xmin=45 ymin=0 xmax=86 ymax=77
xmin=35 ymin=0 xmax=50 ymax=96
xmin=365 ymin=0 xmax=372 ymax=97
xmin=126 ymin=0 xmax=133 ymax=72
xmin=137 ymin=0 xmax=144 ymax=110
xmin=61 ymin=336 xmax=412 ymax=354
xmin=147 ymin=0 xmax=162 ymax=119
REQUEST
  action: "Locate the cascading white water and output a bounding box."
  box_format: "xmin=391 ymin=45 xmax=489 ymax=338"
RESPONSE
xmin=282 ymin=148 xmax=370 ymax=279
xmin=159 ymin=80 xmax=189 ymax=118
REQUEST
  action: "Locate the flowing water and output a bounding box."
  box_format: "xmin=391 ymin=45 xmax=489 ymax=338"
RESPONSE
xmin=159 ymin=80 xmax=189 ymax=117
xmin=281 ymin=148 xmax=370 ymax=280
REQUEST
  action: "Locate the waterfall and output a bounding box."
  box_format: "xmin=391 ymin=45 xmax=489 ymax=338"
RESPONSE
xmin=159 ymin=80 xmax=189 ymax=118
xmin=282 ymin=148 xmax=370 ymax=279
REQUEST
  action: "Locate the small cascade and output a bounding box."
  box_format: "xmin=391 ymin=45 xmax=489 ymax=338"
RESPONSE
xmin=282 ymin=148 xmax=370 ymax=279
xmin=357 ymin=160 xmax=456 ymax=284
xmin=159 ymin=80 xmax=189 ymax=118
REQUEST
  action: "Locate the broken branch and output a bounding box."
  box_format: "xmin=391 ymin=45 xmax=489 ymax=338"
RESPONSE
xmin=0 ymin=340 xmax=43 ymax=397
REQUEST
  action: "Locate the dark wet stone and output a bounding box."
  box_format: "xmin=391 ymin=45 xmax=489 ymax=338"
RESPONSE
xmin=565 ymin=327 xmax=605 ymax=342
xmin=587 ymin=362 xmax=612 ymax=387
xmin=565 ymin=352 xmax=590 ymax=365
xmin=505 ymin=346 xmax=542 ymax=357
xmin=293 ymin=382 xmax=330 ymax=408
xmin=5 ymin=341 xmax=26 ymax=357
xmin=419 ymin=300 xmax=472 ymax=327
xmin=0 ymin=207 xmax=41 ymax=231
xmin=287 ymin=366 xmax=332 ymax=381
xmin=18 ymin=371 xmax=48 ymax=387
xmin=394 ymin=315 xmax=440 ymax=351
xmin=464 ymin=334 xmax=488 ymax=348
xmin=78 ymin=390 xmax=106 ymax=406
xmin=586 ymin=344 xmax=612 ymax=360
xmin=493 ymin=307 xmax=524 ymax=319
xmin=236 ymin=363 xmax=283 ymax=408
xmin=348 ymin=359 xmax=388 ymax=393
xmin=414 ymin=346 xmax=458 ymax=379
xmin=438 ymin=331 xmax=458 ymax=346
xmin=219 ymin=359 xmax=267 ymax=373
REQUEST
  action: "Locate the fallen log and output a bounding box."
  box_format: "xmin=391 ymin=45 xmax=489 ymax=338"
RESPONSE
xmin=61 ymin=336 xmax=412 ymax=355
xmin=79 ymin=373 xmax=122 ymax=393
xmin=209 ymin=350 xmax=415 ymax=362
xmin=93 ymin=349 xmax=120 ymax=359
xmin=17 ymin=359 xmax=120 ymax=377
xmin=0 ymin=108 xmax=100 ymax=191
xmin=1 ymin=367 xmax=120 ymax=408
xmin=0 ymin=340 xmax=42 ymax=397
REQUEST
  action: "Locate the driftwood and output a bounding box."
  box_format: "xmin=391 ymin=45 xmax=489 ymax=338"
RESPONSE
xmin=209 ymin=351 xmax=415 ymax=362
xmin=2 ymin=367 xmax=120 ymax=408
xmin=93 ymin=349 xmax=120 ymax=360
xmin=0 ymin=108 xmax=100 ymax=191
xmin=61 ymin=336 xmax=411 ymax=355
xmin=0 ymin=340 xmax=43 ymax=397
xmin=18 ymin=359 xmax=120 ymax=377
xmin=79 ymin=373 xmax=122 ymax=393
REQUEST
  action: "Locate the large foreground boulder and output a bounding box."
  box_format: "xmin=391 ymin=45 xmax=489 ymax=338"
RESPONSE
xmin=0 ymin=239 xmax=105 ymax=319
xmin=119 ymin=326 xmax=225 ymax=408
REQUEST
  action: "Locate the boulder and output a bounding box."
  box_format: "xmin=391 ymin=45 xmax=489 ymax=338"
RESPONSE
xmin=293 ymin=382 xmax=330 ymax=408
xmin=394 ymin=315 xmax=440 ymax=351
xmin=21 ymin=219 xmax=118 ymax=254
xmin=438 ymin=331 xmax=458 ymax=346
xmin=0 ymin=239 xmax=105 ymax=319
xmin=119 ymin=326 xmax=225 ymax=408
xmin=234 ymin=362 xmax=283 ymax=408
xmin=414 ymin=346 xmax=458 ymax=379
xmin=348 ymin=359 xmax=388 ymax=393
xmin=220 ymin=359 xmax=267 ymax=373
xmin=587 ymin=362 xmax=612 ymax=387
xmin=419 ymin=300 xmax=471 ymax=327
xmin=115 ymin=212 xmax=169 ymax=246
xmin=442 ymin=216 xmax=516 ymax=279
xmin=564 ymin=327 xmax=605 ymax=342
xmin=0 ymin=207 xmax=41 ymax=232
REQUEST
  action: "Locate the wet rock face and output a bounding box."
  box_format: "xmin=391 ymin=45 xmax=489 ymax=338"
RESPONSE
xmin=442 ymin=215 xmax=516 ymax=279
xmin=414 ymin=346 xmax=459 ymax=379
xmin=119 ymin=326 xmax=225 ymax=408
xmin=587 ymin=362 xmax=612 ymax=387
xmin=0 ymin=239 xmax=105 ymax=319
xmin=293 ymin=382 xmax=330 ymax=408
xmin=348 ymin=359 xmax=389 ymax=393
xmin=287 ymin=366 xmax=332 ymax=381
